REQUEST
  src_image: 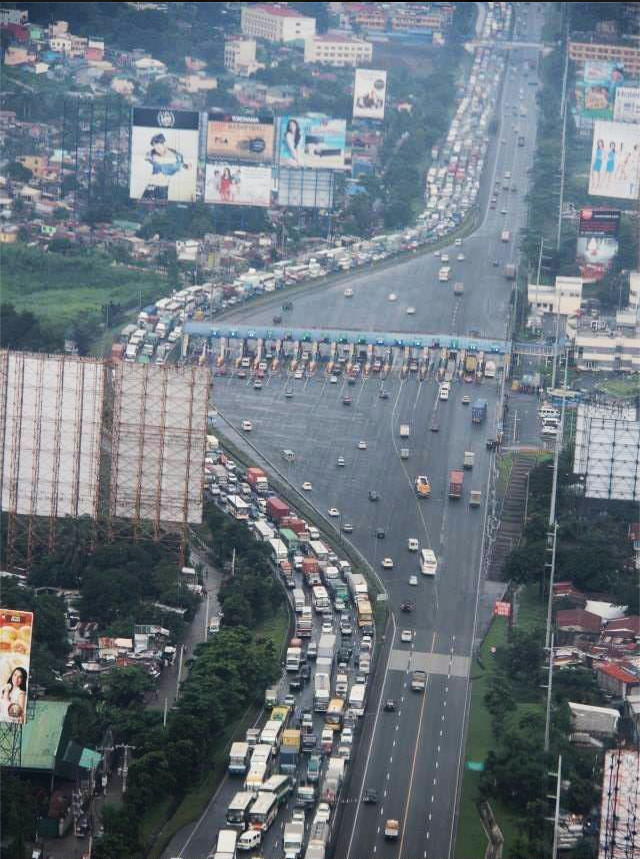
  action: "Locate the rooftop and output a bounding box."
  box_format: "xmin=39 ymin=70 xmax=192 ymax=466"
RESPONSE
xmin=596 ymin=662 xmax=640 ymax=685
xmin=254 ymin=4 xmax=314 ymax=19
xmin=21 ymin=700 xmax=71 ymax=771
xmin=556 ymin=608 xmax=602 ymax=634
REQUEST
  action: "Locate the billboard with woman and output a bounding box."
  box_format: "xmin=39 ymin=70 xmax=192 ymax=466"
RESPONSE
xmin=0 ymin=609 xmax=33 ymax=725
xmin=278 ymin=115 xmax=347 ymax=170
xmin=204 ymin=163 xmax=272 ymax=207
xmin=589 ymin=120 xmax=640 ymax=201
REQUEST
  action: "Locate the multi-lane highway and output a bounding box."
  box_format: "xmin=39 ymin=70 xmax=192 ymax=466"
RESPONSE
xmin=167 ymin=5 xmax=545 ymax=858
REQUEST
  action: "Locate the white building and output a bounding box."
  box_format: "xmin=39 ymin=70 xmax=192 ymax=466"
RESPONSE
xmin=224 ymin=37 xmax=259 ymax=76
xmin=134 ymin=56 xmax=168 ymax=80
xmin=240 ymin=4 xmax=316 ymax=44
xmin=527 ymin=275 xmax=583 ymax=323
xmin=574 ymin=328 xmax=640 ymax=373
xmin=304 ymin=33 xmax=372 ymax=67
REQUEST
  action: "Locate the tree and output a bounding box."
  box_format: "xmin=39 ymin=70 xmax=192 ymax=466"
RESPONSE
xmin=102 ymin=667 xmax=153 ymax=710
xmin=484 ymin=672 xmax=516 ymax=728
xmin=145 ymin=77 xmax=173 ymax=105
xmin=6 ymin=161 xmax=32 ymax=183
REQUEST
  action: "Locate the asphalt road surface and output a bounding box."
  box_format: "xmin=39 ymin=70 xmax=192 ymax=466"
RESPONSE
xmin=165 ymin=6 xmax=545 ymax=859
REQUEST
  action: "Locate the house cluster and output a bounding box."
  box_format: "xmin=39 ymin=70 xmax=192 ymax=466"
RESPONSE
xmin=334 ymin=1 xmax=454 ymax=43
xmin=1 ymin=10 xmax=105 ymax=75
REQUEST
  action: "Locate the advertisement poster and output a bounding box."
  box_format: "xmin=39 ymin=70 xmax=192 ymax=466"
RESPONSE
xmin=129 ymin=108 xmax=199 ymax=203
xmin=589 ymin=120 xmax=640 ymax=200
xmin=206 ymin=112 xmax=275 ymax=164
xmin=278 ymin=115 xmax=347 ymax=171
xmin=352 ymin=68 xmax=387 ymax=120
xmin=205 ymin=162 xmax=272 ymax=207
xmin=614 ymin=86 xmax=640 ymax=124
xmin=575 ymin=61 xmax=625 ymax=120
xmin=0 ymin=609 xmax=33 ymax=725
xmin=577 ymin=207 xmax=620 ymax=281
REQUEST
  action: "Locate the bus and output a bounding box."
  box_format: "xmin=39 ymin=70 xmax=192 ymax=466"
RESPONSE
xmin=226 ymin=791 xmax=255 ymax=829
xmin=325 ymin=698 xmax=346 ymax=731
xmin=260 ymin=719 xmax=284 ymax=751
xmin=260 ymin=774 xmax=293 ymax=806
xmin=227 ymin=494 xmax=249 ymax=521
xmin=420 ymin=549 xmax=438 ymax=576
xmin=312 ymin=585 xmax=330 ymax=612
xmin=248 ymin=791 xmax=279 ymax=832
xmin=356 ymin=596 xmax=373 ymax=631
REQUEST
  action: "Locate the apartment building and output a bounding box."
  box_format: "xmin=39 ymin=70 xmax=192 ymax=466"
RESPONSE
xmin=240 ymin=4 xmax=316 ymax=44
xmin=569 ymin=38 xmax=640 ymax=76
xmin=224 ymin=37 xmax=259 ymax=76
xmin=527 ymin=276 xmax=583 ymax=318
xmin=304 ymin=33 xmax=372 ymax=67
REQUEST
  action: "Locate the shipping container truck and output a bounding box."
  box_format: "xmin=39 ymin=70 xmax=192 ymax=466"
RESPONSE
xmin=449 ymin=470 xmax=464 ymax=499
xmin=283 ymin=820 xmax=305 ymax=859
xmin=296 ymin=607 xmax=313 ymax=637
xmin=267 ymin=497 xmax=289 ymax=522
xmin=471 ymin=398 xmax=488 ymax=423
xmin=314 ymin=672 xmax=331 ymax=712
xmin=247 ymin=467 xmax=269 ymax=494
xmin=293 ymin=588 xmax=306 ymax=613
xmin=317 ymin=633 xmax=337 ymax=662
xmin=279 ymin=730 xmax=301 ymax=774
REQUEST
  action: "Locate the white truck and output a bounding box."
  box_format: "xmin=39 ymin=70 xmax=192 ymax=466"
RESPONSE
xmin=286 ymin=647 xmax=302 ymax=672
xmin=399 ymin=424 xmax=411 ymax=438
xmin=313 ymin=672 xmax=331 ymax=712
xmin=321 ymin=757 xmax=345 ymax=805
xmin=501 ymin=230 xmax=511 ymax=242
xmin=283 ymin=820 xmax=305 ymax=859
xmin=438 ymin=266 xmax=451 ymax=282
xmin=484 ymin=360 xmax=496 ymax=379
xmin=348 ymin=683 xmax=367 ymax=716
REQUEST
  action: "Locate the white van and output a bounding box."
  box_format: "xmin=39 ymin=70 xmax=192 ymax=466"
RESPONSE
xmin=237 ymin=828 xmax=262 ymax=851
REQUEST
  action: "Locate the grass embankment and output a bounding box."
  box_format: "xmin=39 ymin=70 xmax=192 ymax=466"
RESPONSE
xmin=595 ymin=374 xmax=640 ymax=399
xmin=455 ymin=586 xmax=545 ymax=859
xmin=144 ymin=605 xmax=289 ymax=859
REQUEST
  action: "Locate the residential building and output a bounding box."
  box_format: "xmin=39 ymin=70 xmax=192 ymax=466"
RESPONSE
xmin=0 ymin=8 xmax=28 ymax=26
xmin=224 ymin=37 xmax=260 ymax=76
xmin=48 ymin=33 xmax=72 ymax=54
xmin=602 ymin=615 xmax=640 ymax=642
xmin=179 ymin=73 xmax=218 ymax=94
xmin=240 ymin=4 xmax=316 ymax=44
xmin=573 ymin=326 xmax=640 ymax=373
xmin=111 ymin=77 xmax=135 ymax=96
xmin=598 ymin=750 xmax=640 ymax=859
xmin=304 ymin=33 xmax=372 ymax=66
xmin=133 ymin=56 xmax=167 ymax=80
xmin=596 ymin=662 xmax=640 ymax=700
xmin=556 ymin=608 xmax=602 ymax=644
xmin=570 ymin=38 xmax=640 ymax=76
xmin=0 ymin=225 xmax=19 ymax=244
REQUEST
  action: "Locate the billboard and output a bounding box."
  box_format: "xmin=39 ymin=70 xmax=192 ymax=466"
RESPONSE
xmin=205 ymin=162 xmax=272 ymax=207
xmin=614 ymin=86 xmax=640 ymax=123
xmin=276 ymin=168 xmax=333 ymax=209
xmin=575 ymin=61 xmax=625 ymax=120
xmin=206 ymin=112 xmax=275 ymax=164
xmin=574 ymin=404 xmax=640 ymax=501
xmin=577 ymin=208 xmax=620 ymax=281
xmin=278 ymin=115 xmax=347 ymax=171
xmin=129 ymin=108 xmax=199 ymax=203
xmin=353 ymin=69 xmax=388 ymax=120
xmin=0 ymin=609 xmax=33 ymax=725
xmin=589 ymin=120 xmax=640 ymax=200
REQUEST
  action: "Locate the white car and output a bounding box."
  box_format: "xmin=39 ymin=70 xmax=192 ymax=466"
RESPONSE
xmin=361 ymin=635 xmax=373 ymax=652
xmin=322 ymin=622 xmax=334 ymax=634
xmin=441 ymin=254 xmax=449 ymax=263
xmin=409 ymin=575 xmax=419 ymax=586
xmin=329 ymin=375 xmax=338 ymax=384
xmin=382 ymin=557 xmax=394 ymax=569
xmin=344 ymin=288 xmax=354 ymax=298
xmin=358 ymin=440 xmax=368 ymax=450
xmin=294 ymin=369 xmax=303 ymax=380
xmin=401 ymin=629 xmax=413 ymax=643
xmin=406 ymin=306 xmax=416 ymax=315
xmin=454 ymin=238 xmax=463 ymax=246
xmin=434 ymin=250 xmax=441 ymax=258
xmin=241 ymin=420 xmax=253 ymax=432
xmin=302 ymin=481 xmax=313 ymax=491
xmin=457 ymin=253 xmax=465 ymax=261
xmin=407 ymin=538 xmax=420 ymax=552
xmin=328 ymin=508 xmax=340 ymax=517
xmin=341 ymin=727 xmax=354 ymax=746
xmin=388 ymin=293 xmax=397 ymax=302
xmin=315 ymin=803 xmax=331 ymax=824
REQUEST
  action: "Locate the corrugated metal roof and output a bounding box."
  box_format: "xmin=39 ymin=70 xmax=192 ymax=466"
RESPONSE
xmin=21 ymin=701 xmax=70 ymax=770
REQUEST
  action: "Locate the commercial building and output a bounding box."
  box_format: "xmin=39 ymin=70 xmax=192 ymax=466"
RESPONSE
xmin=527 ymin=275 xmax=583 ymax=329
xmin=240 ymin=4 xmax=316 ymax=44
xmin=573 ymin=328 xmax=640 ymax=373
xmin=224 ymin=37 xmax=259 ymax=76
xmin=304 ymin=33 xmax=372 ymax=67
xmin=569 ymin=38 xmax=640 ymax=76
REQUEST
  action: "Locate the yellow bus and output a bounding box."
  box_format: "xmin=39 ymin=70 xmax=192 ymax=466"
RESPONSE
xmin=325 ymin=698 xmax=345 ymax=731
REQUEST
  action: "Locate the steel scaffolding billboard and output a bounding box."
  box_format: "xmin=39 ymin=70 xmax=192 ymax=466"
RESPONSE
xmin=108 ymin=362 xmax=209 ymax=529
xmin=573 ymin=403 xmax=640 ymax=501
xmin=0 ymin=351 xmax=104 ymax=521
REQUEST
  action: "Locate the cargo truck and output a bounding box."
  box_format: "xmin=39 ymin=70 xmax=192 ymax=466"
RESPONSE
xmin=454 ymin=281 xmax=464 ymax=295
xmin=400 ymin=424 xmax=410 ymax=437
xmin=449 ymin=470 xmax=464 ymax=499
xmin=484 ymin=360 xmax=496 ymax=379
xmin=463 ymin=451 xmax=475 ymax=469
xmin=283 ymin=820 xmax=305 ymax=859
xmin=280 ymin=730 xmax=301 ymax=774
xmin=317 ymin=633 xmax=337 ymax=662
xmin=247 ymin=467 xmax=268 ymax=494
xmin=267 ymin=497 xmax=289 ymax=522
xmin=286 ymin=647 xmax=302 ymax=672
xmin=321 ymin=757 xmax=345 ymax=805
xmin=471 ymin=398 xmax=488 ymax=423
xmin=314 ymin=672 xmax=331 ymax=712
xmin=296 ymin=607 xmax=313 ymax=637
xmin=504 ymin=263 xmax=516 ymax=279
xmin=464 ymin=354 xmax=477 ymax=381
xmin=304 ymin=822 xmax=329 ymax=859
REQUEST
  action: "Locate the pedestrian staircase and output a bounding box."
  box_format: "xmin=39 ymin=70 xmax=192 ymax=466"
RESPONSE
xmin=486 ymin=451 xmax=540 ymax=581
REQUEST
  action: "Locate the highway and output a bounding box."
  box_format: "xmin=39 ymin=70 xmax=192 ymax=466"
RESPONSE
xmin=165 ymin=6 xmax=545 ymax=859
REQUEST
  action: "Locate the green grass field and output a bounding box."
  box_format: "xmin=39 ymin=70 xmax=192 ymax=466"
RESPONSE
xmin=595 ymin=374 xmax=639 ymax=399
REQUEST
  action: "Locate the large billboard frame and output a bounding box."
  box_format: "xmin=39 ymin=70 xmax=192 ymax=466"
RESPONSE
xmin=589 ymin=120 xmax=640 ymax=201
xmin=206 ymin=112 xmax=275 ymax=164
xmin=353 ymin=68 xmax=388 ymax=120
xmin=129 ymin=107 xmax=200 ymax=204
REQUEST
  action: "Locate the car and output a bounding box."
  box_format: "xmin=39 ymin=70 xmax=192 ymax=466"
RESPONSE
xmin=379 ymin=388 xmax=389 ymax=399
xmin=292 ymin=809 xmax=306 ymax=824
xmin=294 ymin=369 xmax=303 ymax=380
xmin=307 ymin=642 xmax=318 ymax=659
xmin=409 ymin=575 xmax=419 ymax=586
xmin=401 ymin=629 xmax=413 ymax=643
xmin=322 ymin=622 xmax=334 ymax=634
xmin=241 ymin=420 xmax=252 ymax=432
xmin=329 ymin=375 xmax=338 ymax=384
xmin=441 ymin=254 xmax=449 ymax=263
xmin=384 ymin=699 xmax=396 ymax=712
xmin=406 ymin=306 xmax=416 ymax=315
xmin=289 ymin=675 xmax=302 ymax=692
xmin=284 ymin=694 xmax=296 ymax=707
xmin=434 ymin=250 xmax=441 ymax=258
xmin=344 ymin=288 xmax=354 ymax=298
xmin=342 ymin=395 xmax=352 ymax=405
xmin=328 ymin=508 xmax=340 ymax=517
xmin=302 ymin=481 xmax=313 ymax=491
xmin=400 ymin=601 xmax=415 ymax=612
xmin=341 ymin=523 xmax=354 ymax=535
xmin=369 ymin=490 xmax=379 ymax=501
xmin=430 ymin=421 xmax=440 ymax=432
xmin=237 ymin=370 xmax=247 ymax=379
xmin=315 ymin=803 xmax=331 ymax=824
xmin=375 ymin=528 xmax=386 ymax=539
xmin=300 ymin=664 xmax=311 ymax=682
xmin=489 ymin=201 xmax=496 ymax=209
xmin=253 ymin=380 xmax=262 ymax=390
xmin=501 ymin=208 xmax=508 ymax=215
xmin=382 ymin=557 xmax=394 ymax=569
xmin=493 ymin=259 xmax=500 ymax=267
xmin=341 ymin=727 xmax=354 ymax=746
xmin=457 ymin=253 xmax=465 ymax=261
xmin=358 ymin=440 xmax=368 ymax=450
xmin=363 ymin=788 xmax=378 ymax=805
xmin=388 ymin=293 xmax=397 ymax=301
xmin=361 ymin=635 xmax=373 ymax=651
xmin=214 ymin=367 xmax=227 ymax=377
xmin=407 ymin=538 xmax=419 ymax=552
xmin=337 ymin=456 xmax=345 ymax=467
xmin=340 ymin=621 xmax=353 ymax=636
xmin=462 ymin=395 xmax=471 ymax=405
xmin=273 ymin=315 xmax=283 ymax=324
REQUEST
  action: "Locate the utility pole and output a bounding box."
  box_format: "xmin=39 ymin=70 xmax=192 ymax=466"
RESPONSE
xmin=556 ymin=17 xmax=569 ymax=251
xmin=548 ymin=755 xmax=562 ymax=859
xmin=543 ymin=632 xmax=555 ymax=752
xmin=114 ymin=743 xmax=136 ymax=794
